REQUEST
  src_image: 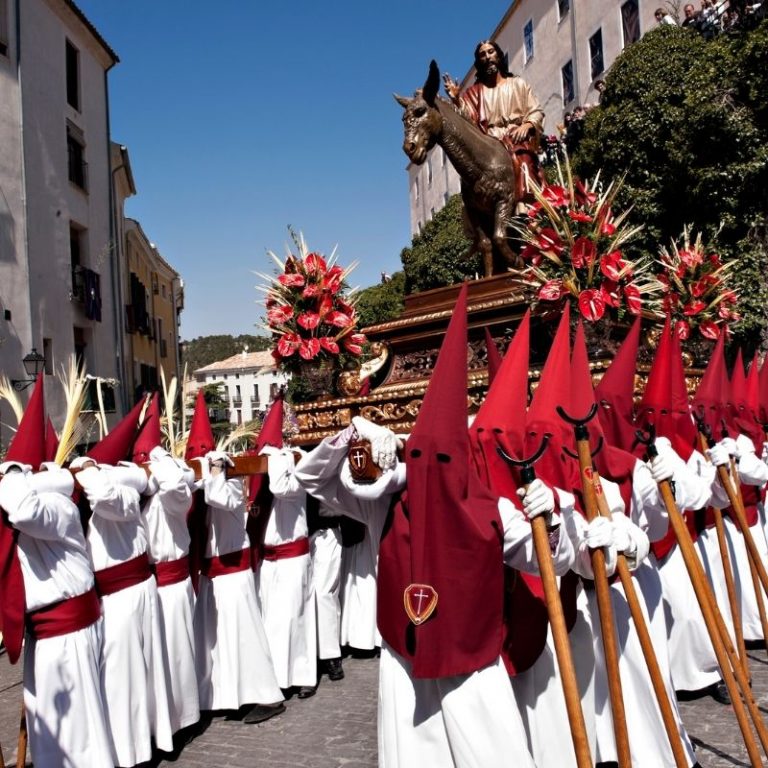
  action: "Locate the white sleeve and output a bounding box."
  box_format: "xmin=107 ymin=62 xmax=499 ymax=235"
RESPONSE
xmin=612 ymin=512 xmax=650 ymax=570
xmin=266 ymin=448 xmax=304 ymax=500
xmin=78 ymin=467 xmax=142 ymax=522
xmin=150 ymin=455 xmax=193 ymax=517
xmin=735 ymin=435 xmax=768 ymax=485
xmin=204 ymin=472 xmax=244 ymax=510
xmin=499 ymin=494 xmax=574 ymax=576
xmin=630 ymin=461 xmax=669 ymax=543
xmin=0 ymin=473 xmax=71 ymax=541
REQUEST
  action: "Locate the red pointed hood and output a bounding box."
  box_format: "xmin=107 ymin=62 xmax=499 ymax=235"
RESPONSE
xmin=484 ymin=327 xmax=503 ymax=387
xmin=45 ymin=418 xmax=59 ymax=463
xmin=471 ymin=312 xmax=530 ymax=494
xmin=378 ymin=284 xmax=505 ymax=679
xmin=692 ymin=332 xmax=728 ymax=437
xmin=86 ymin=398 xmax=146 ymax=465
xmin=185 ymin=390 xmax=215 ymax=460
xmin=524 ymin=305 xmax=580 ymax=492
xmin=639 ymin=317 xmax=673 ymax=415
xmin=594 ymin=318 xmax=641 ymax=452
xmin=6 ymin=375 xmax=46 ymax=467
xmin=668 ymin=326 xmax=697 ymax=460
xmin=572 ymin=322 xmax=639 ymax=489
xmin=730 ymin=350 xmax=763 ymax=448
xmin=247 ymin=394 xmax=284 ymax=511
xmin=0 ymin=375 xmax=46 ymax=665
xmin=132 ymin=394 xmax=162 ymax=464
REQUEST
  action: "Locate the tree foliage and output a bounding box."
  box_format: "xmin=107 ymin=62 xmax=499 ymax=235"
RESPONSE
xmin=400 ymin=194 xmax=477 ymax=293
xmin=181 ymin=334 xmax=271 ymax=374
xmin=574 ymin=22 xmax=768 ymax=348
xmin=354 ymin=271 xmax=406 ymax=328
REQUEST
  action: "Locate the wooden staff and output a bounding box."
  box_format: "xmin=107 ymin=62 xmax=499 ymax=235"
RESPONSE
xmin=497 ymin=436 xmax=592 ymax=768
xmin=590 ymin=467 xmax=688 ymax=768
xmin=557 ymin=404 xmax=631 ymax=768
xmin=16 ymin=701 xmax=27 ymax=768
xmin=640 ymin=431 xmax=767 ymax=766
xmin=696 ymin=431 xmax=749 ymax=676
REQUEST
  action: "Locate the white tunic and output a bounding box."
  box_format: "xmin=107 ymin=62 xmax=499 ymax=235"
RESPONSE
xmin=310 ymin=506 xmax=343 ymax=660
xmin=0 ymin=469 xmax=113 ymax=768
xmin=296 ymin=430 xmax=575 ymax=768
xmin=80 ymin=464 xmax=174 ymax=765
xmin=143 ymin=450 xmax=200 ymax=733
xmin=193 ymin=470 xmax=283 ymax=710
xmin=255 ymin=446 xmax=317 ymax=689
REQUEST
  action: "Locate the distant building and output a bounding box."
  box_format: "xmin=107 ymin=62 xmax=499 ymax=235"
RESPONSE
xmin=407 ymin=0 xmax=658 ymax=235
xmin=193 ymin=350 xmax=289 ymax=425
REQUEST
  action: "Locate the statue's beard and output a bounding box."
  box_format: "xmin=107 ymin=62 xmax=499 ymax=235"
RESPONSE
xmin=479 ymin=61 xmax=498 ymax=80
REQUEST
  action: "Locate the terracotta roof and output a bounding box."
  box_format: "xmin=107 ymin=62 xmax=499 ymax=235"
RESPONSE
xmin=195 ymin=350 xmax=276 ymax=375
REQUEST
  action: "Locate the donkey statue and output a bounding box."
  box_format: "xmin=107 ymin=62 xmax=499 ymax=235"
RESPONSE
xmin=396 ymin=60 xmax=522 ymax=277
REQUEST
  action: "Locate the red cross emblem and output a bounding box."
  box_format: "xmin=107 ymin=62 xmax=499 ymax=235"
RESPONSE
xmin=404 ymin=583 xmax=438 ymax=625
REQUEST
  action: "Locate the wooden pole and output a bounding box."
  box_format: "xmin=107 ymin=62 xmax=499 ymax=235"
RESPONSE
xmin=530 ymin=512 xmax=593 ymax=768
xmin=591 ymin=471 xmax=688 ymax=768
xmin=649 ymin=445 xmax=766 ymax=766
xmin=496 ymin=442 xmax=593 ymax=768
xmin=698 ymin=434 xmax=749 ymax=677
xmin=16 ymin=701 xmax=26 ymax=768
xmin=563 ymin=416 xmax=632 ymax=768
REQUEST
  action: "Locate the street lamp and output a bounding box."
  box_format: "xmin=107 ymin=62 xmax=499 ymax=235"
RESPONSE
xmin=11 ymin=348 xmax=46 ymax=391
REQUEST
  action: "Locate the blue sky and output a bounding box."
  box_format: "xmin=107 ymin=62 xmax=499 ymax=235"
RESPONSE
xmin=74 ymin=1 xmax=511 ymax=339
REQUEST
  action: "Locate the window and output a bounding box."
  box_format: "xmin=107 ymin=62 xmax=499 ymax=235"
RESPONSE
xmin=70 ymin=223 xmax=83 ymax=267
xmin=0 ymin=0 xmax=9 ymax=57
xmin=43 ymin=338 xmax=53 ymax=376
xmin=67 ymin=123 xmax=87 ymax=190
xmin=561 ymin=60 xmax=575 ymax=106
xmin=589 ymin=29 xmax=604 ymax=80
xmin=66 ymin=40 xmax=80 ymax=110
xmin=557 ymin=0 xmax=570 ymax=20
xmin=414 ymin=177 xmax=419 ymax=202
xmin=621 ymin=0 xmax=641 ymax=46
xmin=427 ymin=157 xmax=432 ymax=187
xmin=523 ymin=19 xmax=534 ymax=63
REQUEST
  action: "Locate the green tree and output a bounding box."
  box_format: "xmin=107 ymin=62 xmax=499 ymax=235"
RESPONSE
xmin=355 ymin=271 xmax=406 ymax=328
xmin=575 ymin=22 xmax=768 ymax=348
xmin=400 ymin=194 xmax=477 ymax=293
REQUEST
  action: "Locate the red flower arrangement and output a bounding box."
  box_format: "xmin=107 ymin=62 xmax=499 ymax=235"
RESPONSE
xmin=654 ymin=228 xmax=739 ymax=340
xmin=259 ymin=234 xmax=366 ymax=374
xmin=515 ymin=159 xmax=661 ymax=322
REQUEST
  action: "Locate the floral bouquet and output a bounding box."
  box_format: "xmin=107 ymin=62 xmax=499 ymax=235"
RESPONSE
xmin=654 ymin=228 xmax=739 ymax=340
xmin=516 ymin=158 xmax=660 ymax=322
xmin=258 ymin=232 xmax=366 ymax=389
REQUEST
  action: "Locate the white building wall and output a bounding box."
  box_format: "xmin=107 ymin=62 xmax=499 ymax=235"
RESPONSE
xmin=407 ymin=0 xmax=660 ymax=233
xmin=0 ymin=0 xmax=120 ymax=440
xmin=203 ymin=368 xmax=289 ymax=426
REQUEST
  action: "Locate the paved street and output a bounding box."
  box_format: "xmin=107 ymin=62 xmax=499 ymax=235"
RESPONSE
xmin=0 ymin=645 xmax=765 ymax=767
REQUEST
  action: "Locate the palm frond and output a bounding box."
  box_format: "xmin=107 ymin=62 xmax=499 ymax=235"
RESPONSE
xmin=54 ymin=356 xmax=88 ymax=466
xmin=0 ymin=377 xmax=24 ymax=425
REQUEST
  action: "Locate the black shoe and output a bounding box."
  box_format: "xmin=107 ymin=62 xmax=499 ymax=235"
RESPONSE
xmin=298 ymin=684 xmax=318 ymax=699
xmin=710 ymin=681 xmax=731 ymax=705
xmin=325 ymin=657 xmax=344 ymax=681
xmin=242 ymin=702 xmax=286 ymax=724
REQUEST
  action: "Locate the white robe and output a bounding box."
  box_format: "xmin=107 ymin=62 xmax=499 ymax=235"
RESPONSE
xmin=310 ymin=512 xmax=343 ymax=660
xmin=80 ymin=464 xmax=174 ymax=765
xmin=341 ymin=523 xmax=383 ymax=651
xmin=582 ymin=459 xmax=699 ymax=768
xmin=0 ymin=469 xmax=113 ymax=768
xmin=255 ymin=447 xmax=317 ymax=689
xmin=142 ymin=451 xmax=200 ymax=733
xmin=296 ymin=430 xmax=574 ymax=768
xmin=193 ymin=471 xmax=283 ymax=710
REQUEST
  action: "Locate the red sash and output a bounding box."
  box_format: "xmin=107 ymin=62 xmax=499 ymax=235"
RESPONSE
xmin=26 ymin=588 xmax=101 ymax=640
xmin=262 ymin=537 xmax=310 ymax=561
xmin=202 ymin=547 xmax=250 ymax=579
xmin=94 ymin=553 xmax=152 ymax=597
xmin=154 ymin=556 xmax=190 ymax=588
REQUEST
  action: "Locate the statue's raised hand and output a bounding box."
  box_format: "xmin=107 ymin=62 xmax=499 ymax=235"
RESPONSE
xmin=442 ymin=72 xmax=460 ymax=102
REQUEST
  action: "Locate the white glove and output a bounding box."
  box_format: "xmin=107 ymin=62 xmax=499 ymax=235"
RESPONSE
xmin=649 ymin=453 xmax=675 ymax=483
xmin=585 ymin=516 xmax=614 ymax=548
xmin=707 ymin=443 xmax=730 ymax=467
xmin=655 ymin=436 xmax=675 ymax=457
xmin=762 ymin=442 xmax=768 ymax=463
xmin=149 ymin=446 xmax=171 ymax=462
xmin=258 ymin=445 xmax=281 ymax=457
xmin=611 ymin=514 xmax=635 ymax=556
xmin=205 ymin=450 xmax=234 ymax=468
xmin=719 ymin=437 xmax=740 ymax=458
xmin=516 ymin=478 xmax=555 ymax=520
xmin=0 ymin=461 xmax=32 ymax=475
xmin=69 ymin=455 xmax=97 ymax=470
xmin=351 ymin=416 xmax=398 ymax=471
